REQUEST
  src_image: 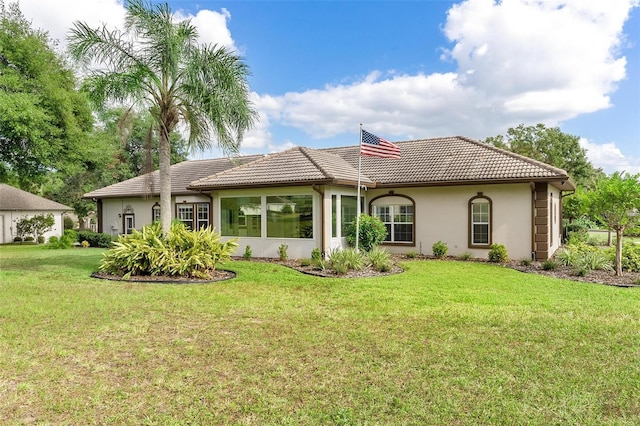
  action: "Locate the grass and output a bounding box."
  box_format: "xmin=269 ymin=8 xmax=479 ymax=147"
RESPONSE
xmin=1 ymin=245 xmax=640 ymax=425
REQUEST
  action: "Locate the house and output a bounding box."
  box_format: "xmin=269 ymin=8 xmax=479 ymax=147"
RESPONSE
xmin=84 ymin=136 xmax=575 ymax=260
xmin=0 ymin=183 xmax=72 ymax=243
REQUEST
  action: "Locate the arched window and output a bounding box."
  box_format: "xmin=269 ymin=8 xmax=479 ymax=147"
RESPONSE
xmin=370 ymin=194 xmax=415 ymax=244
xmin=469 ymin=193 xmax=492 ymax=247
xmin=151 ymin=202 xmax=161 ymax=223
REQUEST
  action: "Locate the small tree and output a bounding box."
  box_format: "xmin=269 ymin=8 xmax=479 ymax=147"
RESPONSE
xmin=14 ymin=214 xmax=55 ymax=244
xmin=584 ymin=172 xmax=640 ymax=276
xmin=346 ymin=214 xmax=387 ymax=252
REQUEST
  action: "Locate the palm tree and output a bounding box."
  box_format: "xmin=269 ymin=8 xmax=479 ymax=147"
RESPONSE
xmin=68 ymin=0 xmax=257 ymax=233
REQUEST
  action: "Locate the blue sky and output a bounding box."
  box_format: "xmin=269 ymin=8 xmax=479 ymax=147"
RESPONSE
xmin=20 ymin=0 xmax=640 ymax=173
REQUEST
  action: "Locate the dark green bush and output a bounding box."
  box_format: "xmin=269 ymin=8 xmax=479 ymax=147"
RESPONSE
xmin=243 ymin=245 xmax=252 ymax=259
xmin=77 ymin=230 xmax=113 ymax=248
xmin=24 ymin=236 xmax=35 ymax=242
xmin=311 ymin=248 xmax=322 ymax=262
xmin=432 ymin=241 xmax=448 ymax=259
xmin=48 ymin=234 xmax=73 ymax=249
xmin=542 ymin=259 xmax=558 ymax=271
xmin=64 ymin=229 xmax=78 ymax=242
xmin=488 ymin=243 xmax=508 ymax=263
xmin=99 ymin=222 xmax=238 ymax=279
xmin=37 ymin=236 xmax=45 ymax=244
xmin=63 ymin=216 xmax=74 ymax=230
xmin=13 ymin=237 xmax=22 ymax=242
xmin=346 ymin=214 xmax=387 ymax=252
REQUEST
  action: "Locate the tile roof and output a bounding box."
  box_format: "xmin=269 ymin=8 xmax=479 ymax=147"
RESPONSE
xmin=323 ymin=136 xmax=572 ymax=187
xmin=85 ymin=136 xmax=574 ymax=198
xmin=189 ymin=147 xmax=374 ymax=189
xmin=0 ymin=184 xmax=72 ymax=211
xmin=83 ymin=156 xmax=262 ymax=199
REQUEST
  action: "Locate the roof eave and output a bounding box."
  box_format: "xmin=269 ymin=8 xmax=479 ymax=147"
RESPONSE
xmin=373 ymin=176 xmax=573 ymax=189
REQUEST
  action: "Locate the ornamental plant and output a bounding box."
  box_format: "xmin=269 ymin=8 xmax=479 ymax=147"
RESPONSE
xmin=99 ymin=222 xmax=237 ymax=280
xmin=346 ymin=214 xmax=387 ymax=252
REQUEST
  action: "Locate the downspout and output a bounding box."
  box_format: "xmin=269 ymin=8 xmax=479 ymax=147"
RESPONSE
xmin=312 ymin=184 xmax=325 ymax=256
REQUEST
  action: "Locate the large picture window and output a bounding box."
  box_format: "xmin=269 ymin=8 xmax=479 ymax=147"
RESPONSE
xmin=370 ymin=195 xmax=414 ymax=244
xmin=221 ymin=197 xmax=261 ymax=237
xmin=469 ymin=194 xmax=492 ymax=247
xmin=267 ymin=195 xmax=313 ymax=238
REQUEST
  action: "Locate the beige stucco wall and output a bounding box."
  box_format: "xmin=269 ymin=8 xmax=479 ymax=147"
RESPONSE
xmin=365 ymin=183 xmax=535 ymax=260
xmin=0 ymin=210 xmax=65 ymax=243
xmin=100 ymin=195 xmax=210 ymax=237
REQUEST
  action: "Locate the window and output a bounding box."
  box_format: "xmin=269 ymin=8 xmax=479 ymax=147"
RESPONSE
xmin=176 ymin=203 xmax=209 ymax=230
xmin=151 ymin=203 xmax=161 ymax=222
xmin=341 ymin=196 xmax=358 ymax=236
xmin=370 ymin=195 xmax=414 ymax=244
xmin=267 ymin=195 xmax=313 ymax=238
xmin=469 ymin=194 xmax=492 ymax=247
xmin=124 ymin=214 xmax=135 ymax=234
xmin=221 ymin=197 xmax=262 ymax=237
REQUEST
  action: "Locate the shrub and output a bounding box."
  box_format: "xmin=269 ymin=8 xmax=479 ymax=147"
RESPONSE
xmin=576 ymin=250 xmax=613 ymax=272
xmin=542 ymin=259 xmax=558 ymax=271
xmin=520 ymin=258 xmax=532 ymax=266
xmin=566 ymin=231 xmax=588 ymax=245
xmin=345 ymin=214 xmax=387 ymax=252
xmin=432 ymin=241 xmax=448 ymax=259
xmin=13 ymin=237 xmax=22 ymax=242
xmin=64 ymin=229 xmax=78 ymax=242
xmin=48 ymin=234 xmax=73 ymax=249
xmin=488 ymin=243 xmax=508 ymax=263
xmin=24 ymin=236 xmax=35 ymax=242
xmin=367 ymin=246 xmax=392 ymax=272
xmin=81 ymin=240 xmax=90 ymax=248
xmin=460 ymin=251 xmax=473 ymax=261
xmin=99 ymin=222 xmax=238 ymax=279
xmin=621 ymin=243 xmax=640 ymax=272
xmin=311 ymin=248 xmax=322 ymax=262
xmin=556 ymin=247 xmax=579 ymax=266
xmin=37 ymin=236 xmax=45 ymax=244
xmin=404 ymin=251 xmax=417 ymax=259
xmin=328 ymin=248 xmax=366 ymax=274
xmin=243 ymin=245 xmax=252 ymax=259
xmin=573 ymin=267 xmax=590 ymax=277
xmin=299 ymin=258 xmax=312 ymax=267
xmin=77 ymin=230 xmax=112 ymax=248
xmin=277 ymin=243 xmax=288 ymax=261
xmin=63 ymin=216 xmax=74 ymax=230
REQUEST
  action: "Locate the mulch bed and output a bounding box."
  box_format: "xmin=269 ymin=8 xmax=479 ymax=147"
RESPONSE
xmin=91 ymin=269 xmax=235 ymax=284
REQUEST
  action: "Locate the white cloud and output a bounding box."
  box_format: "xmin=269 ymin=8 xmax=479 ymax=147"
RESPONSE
xmin=580 ymin=138 xmax=640 ymax=174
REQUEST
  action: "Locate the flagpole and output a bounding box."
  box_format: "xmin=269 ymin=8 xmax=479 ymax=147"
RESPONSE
xmin=356 ymin=124 xmax=363 ymax=252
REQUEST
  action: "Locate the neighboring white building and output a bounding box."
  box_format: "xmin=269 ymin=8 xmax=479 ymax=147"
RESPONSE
xmin=84 ymin=137 xmax=575 ymax=260
xmin=0 ymin=184 xmax=72 ymax=244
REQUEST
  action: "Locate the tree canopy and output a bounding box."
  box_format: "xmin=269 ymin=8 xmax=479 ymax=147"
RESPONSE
xmin=485 ymin=124 xmax=602 ymax=188
xmin=584 ymin=172 xmax=640 ymax=276
xmin=68 ymin=0 xmax=258 ymax=233
xmin=0 ymin=1 xmax=93 ymax=190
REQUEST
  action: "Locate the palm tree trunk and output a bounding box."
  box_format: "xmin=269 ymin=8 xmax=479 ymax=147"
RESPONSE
xmin=159 ymin=130 xmax=172 ymax=235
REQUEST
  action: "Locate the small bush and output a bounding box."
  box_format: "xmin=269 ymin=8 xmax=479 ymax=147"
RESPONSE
xmin=621 ymin=243 xmax=640 ymax=272
xmin=542 ymin=259 xmax=558 ymax=271
xmin=488 ymin=243 xmax=508 ymax=263
xmin=277 ymin=243 xmax=288 ymax=261
xmin=77 ymin=230 xmax=113 ymax=248
xmin=81 ymin=240 xmax=90 ymax=248
xmin=520 ymin=258 xmax=532 ymax=266
xmin=63 ymin=216 xmax=74 ymax=230
xmin=48 ymin=236 xmax=59 ymax=245
xmin=13 ymin=237 xmax=22 ymax=242
xmin=299 ymin=258 xmax=312 ymax=267
xmin=64 ymin=229 xmax=78 ymax=243
xmin=404 ymin=251 xmax=417 ymax=259
xmin=460 ymin=251 xmax=473 ymax=261
xmin=24 ymin=236 xmax=35 ymax=242
xmin=345 ymin=214 xmax=387 ymax=252
xmin=37 ymin=236 xmax=45 ymax=244
xmin=367 ymin=246 xmax=392 ymax=272
xmin=432 ymin=241 xmax=448 ymax=259
xmin=243 ymin=245 xmax=252 ymax=259
xmin=311 ymin=248 xmax=322 ymax=262
xmin=573 ymin=267 xmax=589 ymax=277
xmin=328 ymin=248 xmax=366 ymax=274
xmin=48 ymin=234 xmax=73 ymax=249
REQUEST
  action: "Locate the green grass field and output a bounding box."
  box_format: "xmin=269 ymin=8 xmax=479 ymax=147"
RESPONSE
xmin=1 ymin=245 xmax=639 ymax=425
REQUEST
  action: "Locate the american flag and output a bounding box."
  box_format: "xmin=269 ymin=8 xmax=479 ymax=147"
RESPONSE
xmin=360 ymin=129 xmax=400 ymax=159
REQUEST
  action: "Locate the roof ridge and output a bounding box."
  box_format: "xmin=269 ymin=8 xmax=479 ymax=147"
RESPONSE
xmin=298 ymin=147 xmax=337 ymax=180
xmin=189 ymin=148 xmax=297 ymax=186
xmin=458 ymin=136 xmax=570 ymax=176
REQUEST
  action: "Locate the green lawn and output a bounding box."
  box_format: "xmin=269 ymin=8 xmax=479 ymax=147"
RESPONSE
xmin=1 ymin=245 xmax=639 ymax=425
